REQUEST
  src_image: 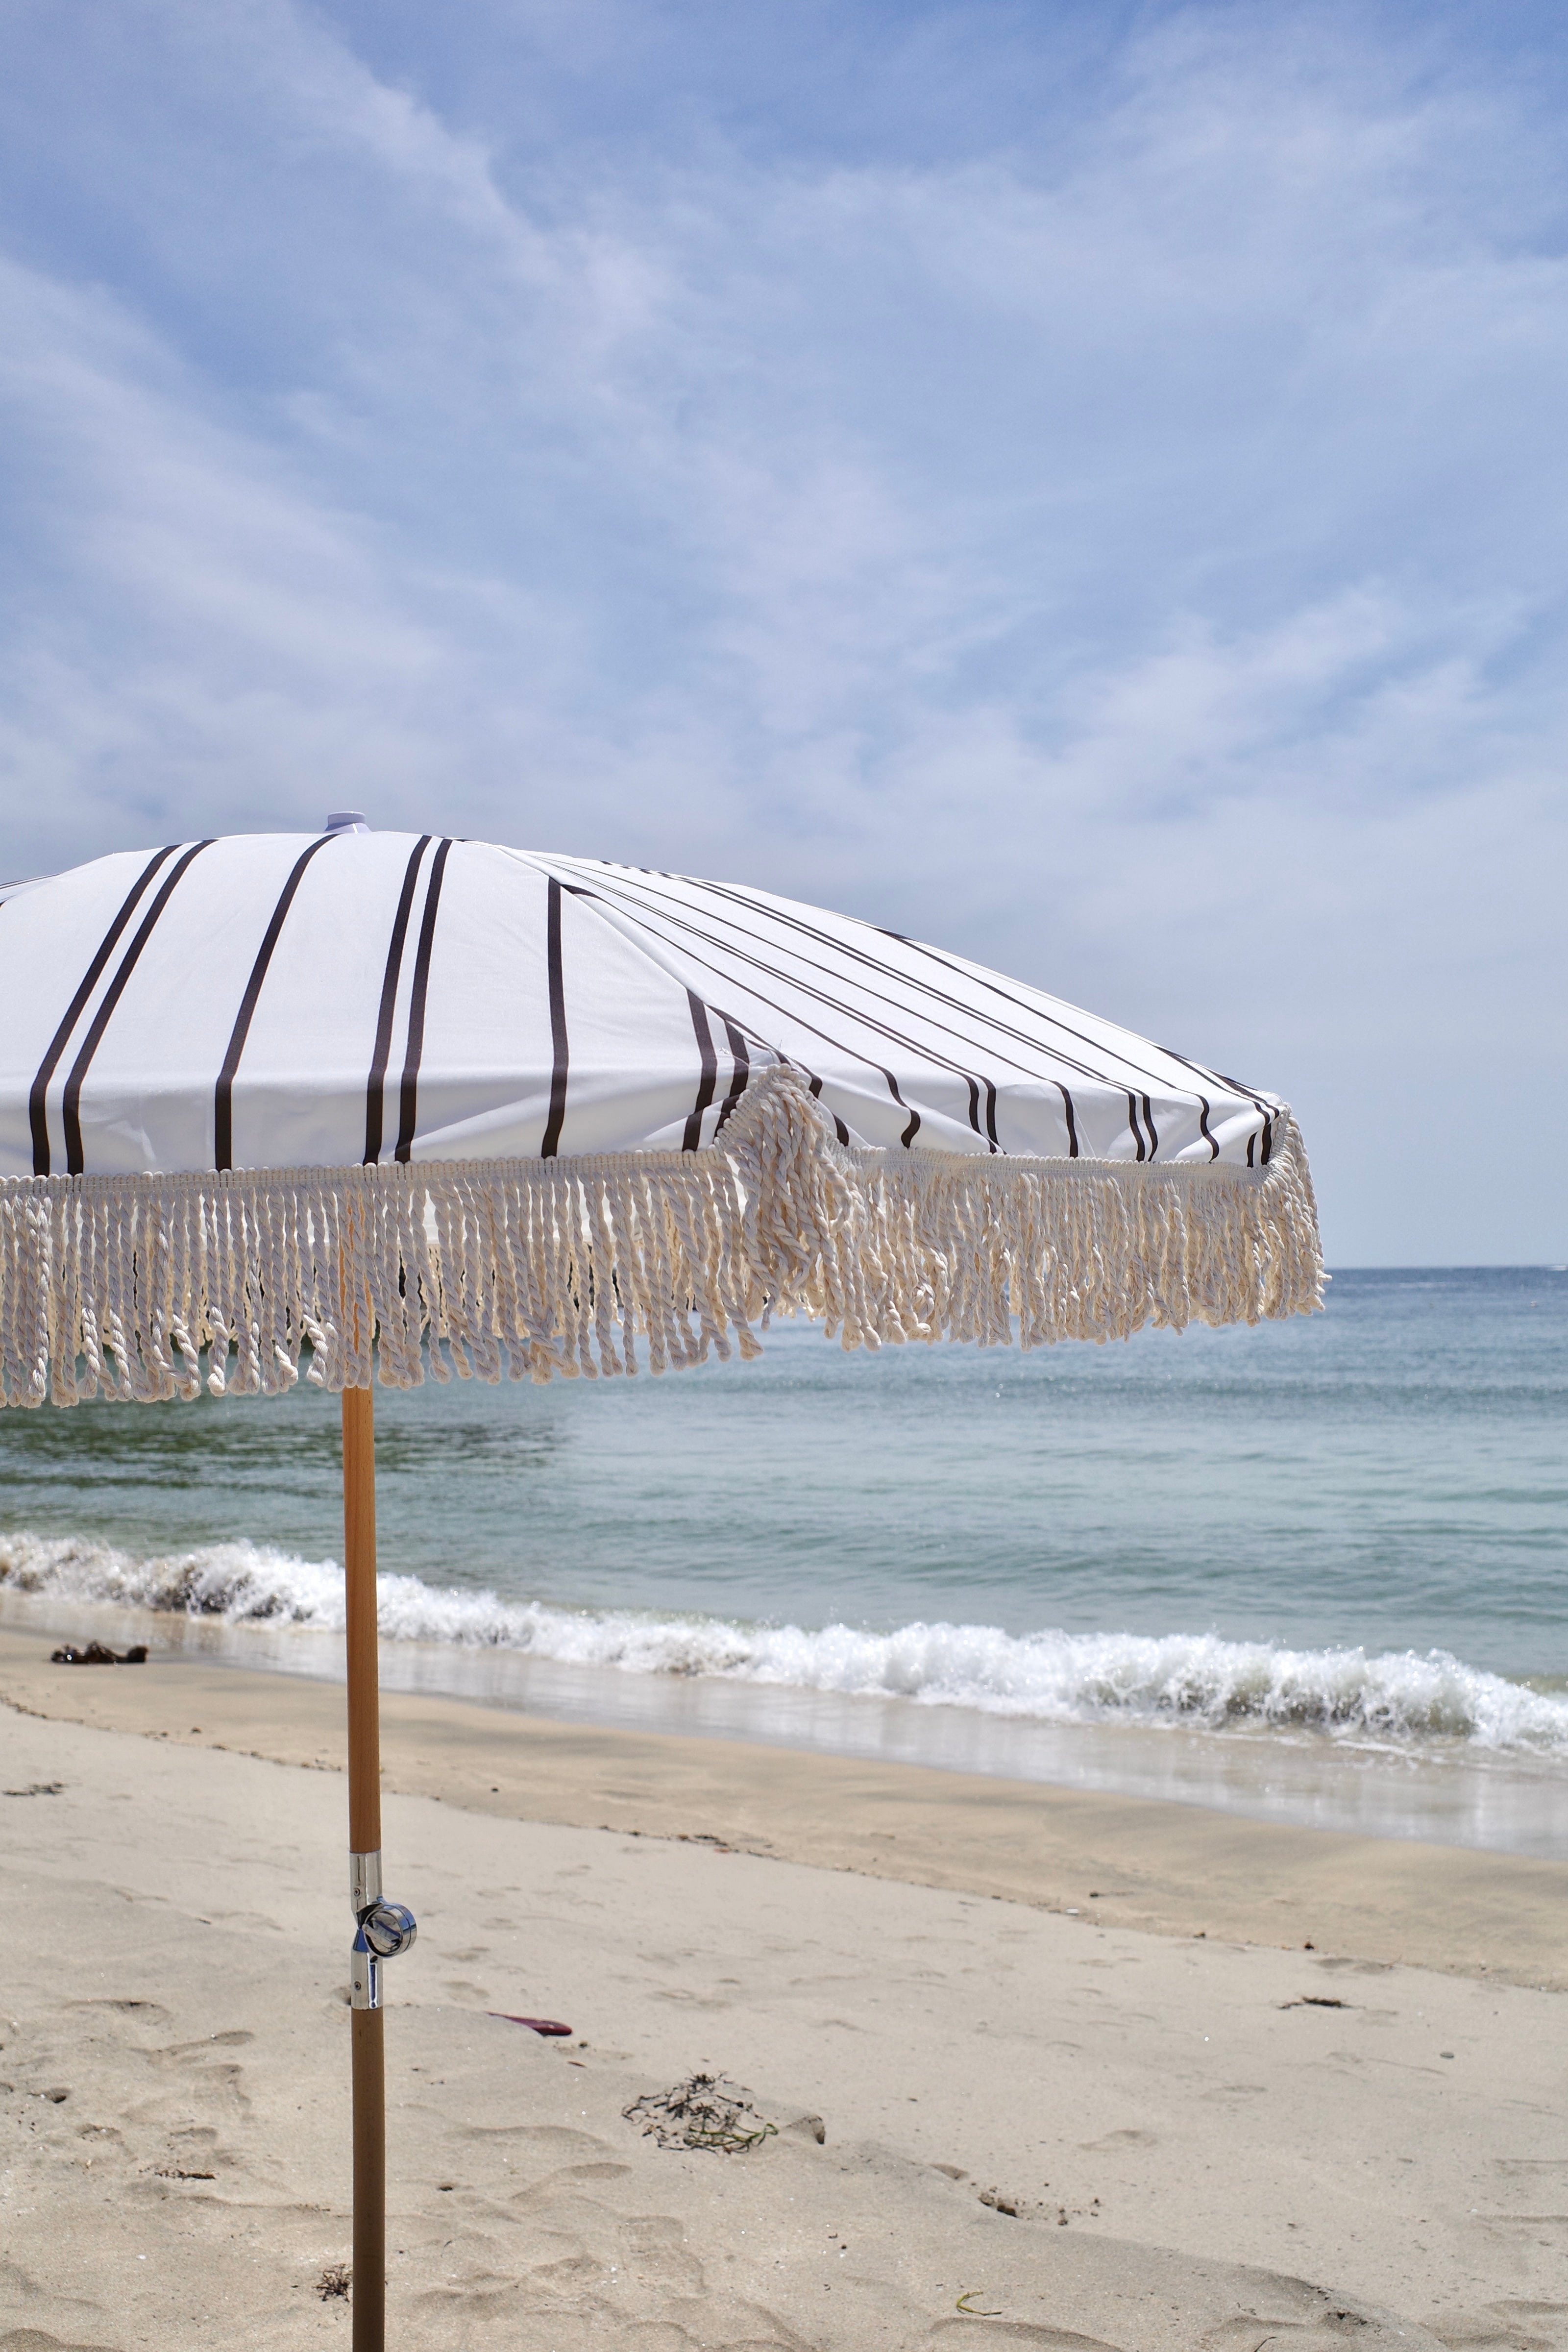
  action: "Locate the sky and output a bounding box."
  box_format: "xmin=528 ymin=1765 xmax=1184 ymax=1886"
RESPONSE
xmin=1 ymin=0 xmax=1565 ymax=1265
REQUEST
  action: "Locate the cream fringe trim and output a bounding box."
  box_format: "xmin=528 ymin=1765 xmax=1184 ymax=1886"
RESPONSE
xmin=0 ymin=1068 xmax=1322 ymax=1408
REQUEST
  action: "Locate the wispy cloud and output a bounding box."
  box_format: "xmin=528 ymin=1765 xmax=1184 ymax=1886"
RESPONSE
xmin=0 ymin=0 xmax=1565 ymax=1255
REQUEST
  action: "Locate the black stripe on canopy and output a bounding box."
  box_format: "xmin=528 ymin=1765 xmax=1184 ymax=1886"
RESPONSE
xmin=804 ymin=1070 xmax=852 ymax=1148
xmin=66 ymin=842 xmax=215 ymax=1176
xmin=713 ymin=1017 xmax=751 ymax=1135
xmin=885 ymin=1067 xmax=920 ymax=1149
xmin=1060 ymin=1085 xmax=1079 ymax=1158
xmin=215 ymin=835 xmax=338 ymax=1171
xmin=393 ymin=837 xmax=452 ymax=1164
xmin=1159 ymin=1043 xmax=1271 ymax=1163
xmin=29 ymin=844 xmax=178 ymax=1175
xmin=364 ymin=835 xmax=431 ymax=1165
xmin=539 ymin=873 xmax=569 ymax=1159
xmin=682 ymin=993 xmax=718 ymax=1152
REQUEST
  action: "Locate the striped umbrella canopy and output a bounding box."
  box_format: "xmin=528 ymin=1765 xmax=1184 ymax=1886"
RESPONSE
xmin=0 ymin=823 xmax=1321 ymax=1406
xmin=0 ymin=819 xmax=1322 ymax=2351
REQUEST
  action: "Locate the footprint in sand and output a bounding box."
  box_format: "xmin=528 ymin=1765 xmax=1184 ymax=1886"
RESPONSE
xmin=0 ymin=2331 xmax=127 ymax=2351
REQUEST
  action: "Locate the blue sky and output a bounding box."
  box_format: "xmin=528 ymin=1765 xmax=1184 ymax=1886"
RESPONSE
xmin=1 ymin=0 xmax=1565 ymax=1262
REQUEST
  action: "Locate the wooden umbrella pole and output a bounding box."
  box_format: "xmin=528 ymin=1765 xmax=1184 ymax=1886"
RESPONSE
xmin=343 ymin=1383 xmax=385 ymax=2352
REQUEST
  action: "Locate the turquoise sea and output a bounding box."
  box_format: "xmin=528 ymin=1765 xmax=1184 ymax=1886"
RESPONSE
xmin=3 ymin=1267 xmax=1565 ymax=1854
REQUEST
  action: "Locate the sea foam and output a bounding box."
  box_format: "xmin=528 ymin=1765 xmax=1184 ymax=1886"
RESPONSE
xmin=2 ymin=1525 xmax=1564 ymax=1755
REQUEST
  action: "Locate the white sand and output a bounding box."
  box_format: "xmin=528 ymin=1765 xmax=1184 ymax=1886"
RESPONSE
xmin=3 ymin=1645 xmax=1565 ymax=2349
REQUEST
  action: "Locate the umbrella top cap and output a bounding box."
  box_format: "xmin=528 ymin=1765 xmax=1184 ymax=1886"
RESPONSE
xmin=325 ymin=811 xmax=368 ymax=833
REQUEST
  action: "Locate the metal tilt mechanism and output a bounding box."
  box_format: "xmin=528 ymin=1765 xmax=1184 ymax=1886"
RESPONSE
xmin=343 ymin=1383 xmax=416 ymax=2352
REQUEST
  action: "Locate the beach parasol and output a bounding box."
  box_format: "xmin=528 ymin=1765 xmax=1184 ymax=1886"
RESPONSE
xmin=0 ymin=820 xmax=1323 ymax=2349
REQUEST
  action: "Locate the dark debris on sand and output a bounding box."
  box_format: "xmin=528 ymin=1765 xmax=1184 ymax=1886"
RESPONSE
xmin=624 ymin=2073 xmax=778 ymax=2154
xmin=50 ymin=1642 xmax=148 ymax=1666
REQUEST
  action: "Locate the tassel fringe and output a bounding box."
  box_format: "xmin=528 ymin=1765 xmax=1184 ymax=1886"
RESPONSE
xmin=0 ymin=1068 xmax=1323 ymax=1408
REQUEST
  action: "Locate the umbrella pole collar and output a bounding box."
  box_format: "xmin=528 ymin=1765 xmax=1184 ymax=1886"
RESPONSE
xmin=349 ymin=1851 xmax=417 ymax=2010
xmin=351 ymin=1849 xmax=382 ymax=1915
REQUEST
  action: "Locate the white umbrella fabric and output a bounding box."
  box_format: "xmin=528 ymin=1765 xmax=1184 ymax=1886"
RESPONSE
xmin=0 ymin=821 xmax=1323 ymax=2347
xmin=0 ymin=825 xmax=1320 ymax=1399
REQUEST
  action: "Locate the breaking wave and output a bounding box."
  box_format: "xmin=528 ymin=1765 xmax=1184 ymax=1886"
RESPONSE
xmin=3 ymin=1525 xmax=1566 ymax=1756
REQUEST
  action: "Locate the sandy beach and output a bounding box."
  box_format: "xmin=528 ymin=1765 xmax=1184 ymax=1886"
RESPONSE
xmin=4 ymin=1624 xmax=1565 ymax=2351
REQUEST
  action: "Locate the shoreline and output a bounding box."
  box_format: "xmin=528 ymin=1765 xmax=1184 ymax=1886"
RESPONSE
xmin=6 ymin=1584 xmax=1568 ymax=1860
xmin=3 ymin=1620 xmax=1564 ymax=1989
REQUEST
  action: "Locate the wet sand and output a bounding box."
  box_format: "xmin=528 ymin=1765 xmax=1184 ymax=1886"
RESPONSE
xmin=2 ymin=1623 xmax=1565 ymax=1988
xmin=2 ymin=1624 xmax=1565 ymax=2349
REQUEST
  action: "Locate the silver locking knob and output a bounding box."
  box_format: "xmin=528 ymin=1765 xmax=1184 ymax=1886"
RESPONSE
xmin=349 ymin=1882 xmax=417 ymax=2009
xmin=362 ymin=1901 xmax=418 ymax=1960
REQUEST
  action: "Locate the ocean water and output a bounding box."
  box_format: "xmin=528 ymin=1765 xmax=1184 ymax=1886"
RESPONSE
xmin=2 ymin=1267 xmax=1566 ymax=1853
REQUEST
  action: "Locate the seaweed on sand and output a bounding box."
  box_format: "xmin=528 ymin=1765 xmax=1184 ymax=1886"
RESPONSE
xmin=623 ymin=2074 xmax=777 ymax=2155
